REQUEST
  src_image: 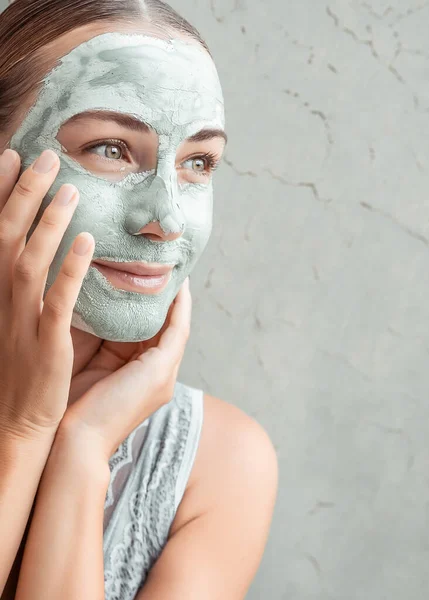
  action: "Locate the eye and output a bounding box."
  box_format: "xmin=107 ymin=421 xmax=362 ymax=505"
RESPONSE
xmin=183 ymin=157 xmax=207 ymax=172
xmin=181 ymin=153 xmax=219 ymax=176
xmin=85 ymin=140 xmax=128 ymax=161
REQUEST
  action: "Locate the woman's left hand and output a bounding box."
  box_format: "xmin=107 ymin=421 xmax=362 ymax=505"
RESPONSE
xmin=59 ymin=277 xmax=191 ymax=460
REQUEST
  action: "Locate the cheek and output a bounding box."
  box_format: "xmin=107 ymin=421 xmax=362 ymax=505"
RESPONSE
xmin=182 ymin=187 xmax=213 ymax=233
xmin=180 ymin=188 xmax=214 ymax=265
xmin=54 ymin=166 xmax=118 ymax=228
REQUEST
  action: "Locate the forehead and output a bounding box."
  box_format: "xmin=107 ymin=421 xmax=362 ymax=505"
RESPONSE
xmin=14 ymin=32 xmax=225 ymax=145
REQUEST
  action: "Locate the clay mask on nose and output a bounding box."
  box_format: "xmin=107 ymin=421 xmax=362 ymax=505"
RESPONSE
xmin=9 ymin=33 xmax=225 ymax=342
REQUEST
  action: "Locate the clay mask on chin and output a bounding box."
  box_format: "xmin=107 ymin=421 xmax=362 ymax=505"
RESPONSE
xmin=9 ymin=33 xmax=225 ymax=342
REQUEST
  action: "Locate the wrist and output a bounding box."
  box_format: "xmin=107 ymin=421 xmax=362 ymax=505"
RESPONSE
xmin=0 ymin=414 xmax=59 ymax=445
xmin=50 ymin=421 xmax=111 ymax=489
xmin=57 ymin=410 xmax=118 ymax=460
xmin=0 ymin=423 xmax=57 ymax=474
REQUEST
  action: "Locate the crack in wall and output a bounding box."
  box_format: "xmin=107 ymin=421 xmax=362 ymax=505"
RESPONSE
xmin=355 ymin=1 xmax=429 ymax=28
xmin=317 ymin=348 xmax=373 ymax=382
xmin=313 ymin=265 xmax=320 ymax=281
xmin=284 ymin=29 xmax=315 ymax=65
xmin=216 ymin=232 xmax=227 ymax=258
xmin=215 ymin=300 xmax=233 ymax=318
xmin=225 ymin=150 xmax=332 ymax=205
xmin=264 ymin=168 xmax=332 ymax=204
xmin=360 ymin=202 xmax=429 ymax=248
xmin=254 ymin=312 xmax=263 ymax=330
xmin=359 ymin=2 xmax=394 ymax=20
xmin=225 ymin=155 xmax=333 ymax=204
xmin=277 ymin=316 xmax=301 ymax=328
xmin=307 ymin=501 xmax=336 ymax=516
xmin=388 ymin=38 xmax=414 ymax=84
xmin=283 ymin=88 xmax=334 ymax=161
xmin=255 ymin=345 xmax=266 ymax=370
xmin=326 ymin=5 xmax=406 ymax=84
xmin=210 ymin=0 xmax=224 ymax=23
xmin=198 ymin=370 xmax=211 ymax=392
xmin=210 ymin=0 xmax=246 ymax=23
xmin=326 ymin=6 xmax=379 ymax=59
xmin=390 ymin=1 xmax=429 ymax=27
xmin=223 ymin=156 xmax=258 ymax=178
xmin=204 ymin=267 xmax=215 ymax=289
xmin=304 ymin=554 xmax=322 ymax=578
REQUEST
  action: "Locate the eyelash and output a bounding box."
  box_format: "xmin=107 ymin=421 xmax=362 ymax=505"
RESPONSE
xmin=84 ymin=139 xmax=220 ymax=176
xmin=184 ymin=152 xmax=220 ymax=175
xmin=84 ymin=139 xmax=128 ymax=160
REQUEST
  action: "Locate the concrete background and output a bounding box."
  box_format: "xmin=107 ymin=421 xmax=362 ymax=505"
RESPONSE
xmin=173 ymin=2 xmax=429 ymax=599
xmin=2 ymin=0 xmax=429 ymax=598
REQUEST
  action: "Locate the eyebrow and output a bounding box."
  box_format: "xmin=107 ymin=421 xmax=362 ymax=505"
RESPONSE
xmin=65 ymin=111 xmax=228 ymax=143
xmin=187 ymin=128 xmax=228 ymax=144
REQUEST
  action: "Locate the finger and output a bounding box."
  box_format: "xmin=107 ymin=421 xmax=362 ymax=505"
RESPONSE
xmin=0 ymin=149 xmax=21 ymax=302
xmin=71 ymin=282 xmax=190 ymax=455
xmin=38 ymin=232 xmax=95 ymax=345
xmin=170 ymin=277 xmax=192 ymax=330
xmin=156 ymin=277 xmax=192 ymax=362
xmin=142 ymin=296 xmax=177 ymax=351
xmin=12 ymin=184 xmax=80 ymax=335
xmin=0 ymin=149 xmax=21 ymax=212
xmin=0 ymin=150 xmax=60 ymax=299
xmin=135 ymin=282 xmax=188 ymax=354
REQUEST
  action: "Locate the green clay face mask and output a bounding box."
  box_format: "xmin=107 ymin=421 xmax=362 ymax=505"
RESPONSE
xmin=9 ymin=32 xmax=225 ymax=342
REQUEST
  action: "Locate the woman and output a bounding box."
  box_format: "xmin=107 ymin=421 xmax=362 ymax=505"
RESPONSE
xmin=0 ymin=1 xmax=278 ymax=598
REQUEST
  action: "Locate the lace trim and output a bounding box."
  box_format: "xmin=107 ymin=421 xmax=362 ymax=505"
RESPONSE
xmin=103 ymin=384 xmax=193 ymax=600
xmin=105 ymin=426 xmax=139 ymax=510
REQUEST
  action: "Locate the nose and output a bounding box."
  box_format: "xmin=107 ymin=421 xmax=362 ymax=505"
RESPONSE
xmin=136 ymin=220 xmax=183 ymax=242
xmin=124 ymin=173 xmax=185 ymax=241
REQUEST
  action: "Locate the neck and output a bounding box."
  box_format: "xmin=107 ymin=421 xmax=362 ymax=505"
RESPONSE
xmin=70 ymin=327 xmax=103 ymax=376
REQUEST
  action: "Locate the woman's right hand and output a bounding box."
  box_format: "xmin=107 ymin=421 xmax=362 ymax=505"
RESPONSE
xmin=0 ymin=148 xmax=95 ymax=440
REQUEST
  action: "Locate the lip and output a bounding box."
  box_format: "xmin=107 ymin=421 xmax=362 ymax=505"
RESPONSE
xmin=92 ymin=259 xmax=174 ymax=277
xmin=91 ymin=260 xmax=174 ymax=294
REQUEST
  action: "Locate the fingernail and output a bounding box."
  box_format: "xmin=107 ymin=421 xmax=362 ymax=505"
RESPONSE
xmin=54 ymin=184 xmax=77 ymax=206
xmin=73 ymin=233 xmax=93 ymax=256
xmin=32 ymin=150 xmax=58 ymax=174
xmin=0 ymin=149 xmax=17 ymax=175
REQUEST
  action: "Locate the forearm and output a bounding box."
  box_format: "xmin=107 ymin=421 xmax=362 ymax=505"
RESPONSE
xmin=14 ymin=427 xmax=110 ymax=600
xmin=0 ymin=428 xmax=57 ymax=595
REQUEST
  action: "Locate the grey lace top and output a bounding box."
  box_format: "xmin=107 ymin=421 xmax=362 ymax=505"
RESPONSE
xmin=102 ymin=381 xmax=204 ymax=600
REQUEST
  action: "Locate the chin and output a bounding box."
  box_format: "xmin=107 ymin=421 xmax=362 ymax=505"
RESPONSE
xmin=71 ymin=305 xmax=168 ymax=343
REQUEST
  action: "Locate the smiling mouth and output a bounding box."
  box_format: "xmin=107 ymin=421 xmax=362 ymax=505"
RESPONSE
xmin=91 ymin=261 xmax=173 ymax=294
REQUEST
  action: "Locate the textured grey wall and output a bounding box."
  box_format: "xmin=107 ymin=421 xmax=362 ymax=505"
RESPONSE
xmin=173 ymin=2 xmax=429 ymax=599
xmin=2 ymin=0 xmax=429 ymax=598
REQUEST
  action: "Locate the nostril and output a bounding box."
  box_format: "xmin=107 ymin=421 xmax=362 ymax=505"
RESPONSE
xmin=143 ymin=233 xmax=163 ymax=242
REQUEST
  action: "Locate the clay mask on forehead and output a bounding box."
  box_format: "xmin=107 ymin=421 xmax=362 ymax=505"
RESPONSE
xmin=9 ymin=32 xmax=225 ymax=342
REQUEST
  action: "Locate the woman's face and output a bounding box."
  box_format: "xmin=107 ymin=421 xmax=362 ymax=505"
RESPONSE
xmin=7 ymin=25 xmax=226 ymax=342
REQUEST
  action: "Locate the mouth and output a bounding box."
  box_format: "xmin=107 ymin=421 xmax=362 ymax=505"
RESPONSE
xmin=91 ymin=259 xmax=175 ymax=294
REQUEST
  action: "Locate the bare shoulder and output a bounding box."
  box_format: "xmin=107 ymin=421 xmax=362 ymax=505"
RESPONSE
xmin=196 ymin=393 xmax=278 ymax=486
xmin=141 ymin=397 xmax=278 ymax=597
xmin=170 ymin=393 xmax=279 ymax=537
